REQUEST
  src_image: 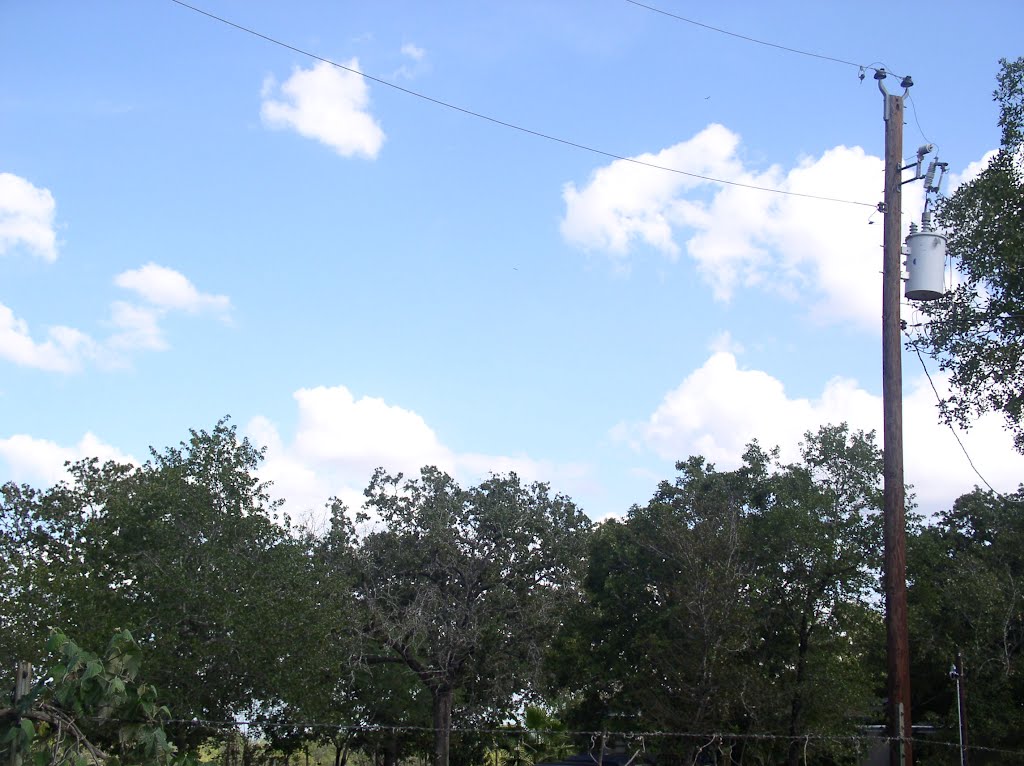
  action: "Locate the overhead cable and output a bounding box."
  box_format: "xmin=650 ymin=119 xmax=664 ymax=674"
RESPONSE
xmin=623 ymin=0 xmax=904 ymax=79
xmin=167 ymin=0 xmax=876 ymax=208
xmin=906 ymin=334 xmax=999 ymax=495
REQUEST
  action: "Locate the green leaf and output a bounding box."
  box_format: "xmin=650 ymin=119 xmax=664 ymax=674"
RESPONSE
xmin=81 ymin=659 xmax=103 ymax=681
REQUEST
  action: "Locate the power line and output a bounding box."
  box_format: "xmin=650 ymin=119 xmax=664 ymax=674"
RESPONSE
xmin=627 ymin=1 xmax=939 ymax=159
xmin=906 ymin=93 xmax=937 ymax=151
xmin=167 ymin=0 xmax=876 ymax=209
xmin=906 ymin=336 xmax=999 ymax=495
xmin=623 ymin=0 xmax=905 ymax=79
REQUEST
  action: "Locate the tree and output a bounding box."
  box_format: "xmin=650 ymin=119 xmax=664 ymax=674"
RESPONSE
xmin=552 ymin=453 xmax=756 ymax=749
xmin=1 ymin=630 xmax=183 ymax=766
xmin=332 ymin=467 xmax=592 ymax=766
xmin=1 ymin=482 xmax=87 ymax=692
xmin=908 ymin=487 xmax=1024 ymax=760
xmin=553 ymin=425 xmax=885 ymax=765
xmin=2 ymin=420 xmax=318 ymax=747
xmin=743 ymin=425 xmax=884 ymax=766
xmin=912 ymin=57 xmax=1024 ymax=450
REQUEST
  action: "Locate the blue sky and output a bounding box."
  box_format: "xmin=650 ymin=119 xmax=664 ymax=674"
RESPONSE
xmin=3 ymin=0 xmax=1023 ymax=524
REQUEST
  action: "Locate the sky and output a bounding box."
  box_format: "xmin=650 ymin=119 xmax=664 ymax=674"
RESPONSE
xmin=2 ymin=0 xmax=1023 ymax=526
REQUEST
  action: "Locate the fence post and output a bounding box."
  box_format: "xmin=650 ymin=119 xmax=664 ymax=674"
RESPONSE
xmin=11 ymin=662 xmax=33 ymax=766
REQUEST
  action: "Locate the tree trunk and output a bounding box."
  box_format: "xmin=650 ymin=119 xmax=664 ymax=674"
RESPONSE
xmin=383 ymin=733 xmax=399 ymax=766
xmin=786 ymin=614 xmax=811 ymax=766
xmin=333 ymin=735 xmax=350 ymax=766
xmin=432 ymin=686 xmax=454 ymax=766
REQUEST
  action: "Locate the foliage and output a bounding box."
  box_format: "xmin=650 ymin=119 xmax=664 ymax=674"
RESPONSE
xmin=1 ymin=630 xmax=185 ymax=766
xmin=742 ymin=426 xmax=884 ymax=765
xmin=1 ymin=419 xmax=315 ymax=746
xmin=911 ymin=57 xmax=1024 ymax=451
xmin=331 ymin=467 xmax=592 ymax=766
xmin=908 ymin=487 xmax=1024 ymax=762
xmin=7 ymin=417 xmax=1024 ymax=764
xmin=555 ymin=425 xmax=884 ymax=766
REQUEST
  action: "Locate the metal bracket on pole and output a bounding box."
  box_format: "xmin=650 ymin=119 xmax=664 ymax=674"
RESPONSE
xmin=876 ymin=69 xmax=890 ymax=119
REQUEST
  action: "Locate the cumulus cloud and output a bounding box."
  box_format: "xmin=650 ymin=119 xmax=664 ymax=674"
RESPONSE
xmin=1 ymin=264 xmax=231 ymax=372
xmin=0 ymin=173 xmax=58 ymax=261
xmin=114 ymin=262 xmax=231 ymax=317
xmin=105 ymin=263 xmax=230 ymax=355
xmin=0 ymin=432 xmax=136 ymax=488
xmin=401 ymin=43 xmax=426 ymax=62
xmin=947 ymin=149 xmax=998 ymax=190
xmin=392 ymin=43 xmax=428 ymax=81
xmin=561 ymin=125 xmax=928 ymax=329
xmin=291 ymin=385 xmax=454 ymax=478
xmin=107 ymin=301 xmax=167 ymax=352
xmin=708 ymin=330 xmax=744 ymax=355
xmin=261 ymin=60 xmax=385 ymax=159
xmin=616 ymin=350 xmax=1024 ymax=515
xmin=0 ymin=302 xmax=96 ymax=372
xmin=245 ymin=385 xmax=592 ymax=529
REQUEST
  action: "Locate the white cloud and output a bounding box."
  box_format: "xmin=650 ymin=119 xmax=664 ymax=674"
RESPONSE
xmin=114 ymin=263 xmax=231 ymax=317
xmin=401 ymin=43 xmax=425 ymax=62
xmin=1 ymin=264 xmax=231 ymax=373
xmin=0 ymin=302 xmax=96 ymax=372
xmin=261 ymin=60 xmax=385 ymax=159
xmin=561 ymin=124 xmax=745 ymax=263
xmin=106 ymin=264 xmax=229 ymax=356
xmin=392 ymin=43 xmax=428 ymax=81
xmin=617 ymin=351 xmax=1024 ymax=515
xmin=291 ymin=385 xmax=455 ymax=478
xmin=246 ymin=385 xmax=593 ymax=528
xmin=0 ymin=432 xmax=136 ymax=488
xmin=947 ymin=149 xmax=998 ymax=190
xmin=708 ymin=330 xmax=744 ymax=355
xmin=0 ymin=173 xmax=58 ymax=261
xmin=107 ymin=301 xmax=167 ymax=351
xmin=561 ymin=126 xmax=929 ymax=329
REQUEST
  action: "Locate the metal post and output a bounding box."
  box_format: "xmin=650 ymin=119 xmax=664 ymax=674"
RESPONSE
xmin=955 ymin=651 xmax=969 ymax=766
xmin=877 ymin=69 xmax=913 ymax=766
xmin=11 ymin=662 xmax=33 ymax=766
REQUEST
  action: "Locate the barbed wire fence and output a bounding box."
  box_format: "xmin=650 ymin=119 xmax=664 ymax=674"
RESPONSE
xmin=83 ymin=717 xmax=1024 ymax=763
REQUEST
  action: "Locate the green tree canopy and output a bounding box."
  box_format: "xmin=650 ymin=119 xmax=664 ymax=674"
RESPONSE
xmin=554 ymin=425 xmax=884 ymax=765
xmin=908 ymin=487 xmax=1024 ymax=759
xmin=330 ymin=466 xmax=592 ymax=766
xmin=1 ymin=420 xmax=320 ymax=746
xmin=912 ymin=57 xmax=1024 ymax=451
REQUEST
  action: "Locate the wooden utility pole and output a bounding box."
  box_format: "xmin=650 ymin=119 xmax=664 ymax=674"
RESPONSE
xmin=877 ymin=68 xmax=913 ymax=766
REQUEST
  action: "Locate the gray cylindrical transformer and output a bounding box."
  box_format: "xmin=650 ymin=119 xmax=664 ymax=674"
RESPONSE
xmin=905 ymin=230 xmax=947 ymax=301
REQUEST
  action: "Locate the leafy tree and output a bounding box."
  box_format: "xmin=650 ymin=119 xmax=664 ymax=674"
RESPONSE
xmin=555 ymin=425 xmax=885 ymax=765
xmin=3 ymin=420 xmax=317 ymax=748
xmin=912 ymin=57 xmax=1024 ymax=450
xmin=1 ymin=482 xmax=87 ymax=692
xmin=908 ymin=487 xmax=1024 ymax=762
xmin=554 ymin=453 xmax=755 ymax=745
xmin=333 ymin=467 xmax=592 ymax=766
xmin=743 ymin=425 xmax=884 ymax=766
xmin=0 ymin=630 xmax=184 ymax=766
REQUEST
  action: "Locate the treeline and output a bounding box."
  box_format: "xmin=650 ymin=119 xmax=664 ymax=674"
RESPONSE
xmin=1 ymin=420 xmax=1022 ymax=766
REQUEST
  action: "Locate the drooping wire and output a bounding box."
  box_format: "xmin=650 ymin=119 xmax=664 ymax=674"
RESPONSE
xmin=906 ymin=334 xmax=999 ymax=494
xmin=906 ymin=94 xmax=936 ymax=150
xmin=623 ymin=0 xmax=904 ymax=79
xmin=166 ymin=0 xmax=876 ymax=208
